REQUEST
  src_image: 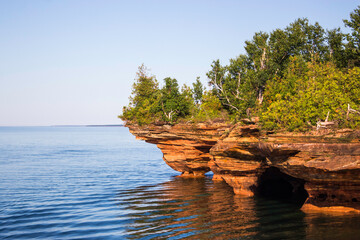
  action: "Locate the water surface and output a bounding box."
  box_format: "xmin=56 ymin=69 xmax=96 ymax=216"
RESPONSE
xmin=0 ymin=127 xmax=359 ymax=239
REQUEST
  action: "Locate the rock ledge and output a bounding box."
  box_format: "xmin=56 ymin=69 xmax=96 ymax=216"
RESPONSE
xmin=126 ymin=122 xmax=360 ymax=213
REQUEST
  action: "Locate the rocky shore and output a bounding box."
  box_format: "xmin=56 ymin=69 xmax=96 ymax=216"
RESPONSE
xmin=126 ymin=122 xmax=360 ymax=213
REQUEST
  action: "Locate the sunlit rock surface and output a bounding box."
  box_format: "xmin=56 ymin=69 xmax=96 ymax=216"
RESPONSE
xmin=126 ymin=122 xmax=360 ymax=213
xmin=127 ymin=122 xmax=231 ymax=177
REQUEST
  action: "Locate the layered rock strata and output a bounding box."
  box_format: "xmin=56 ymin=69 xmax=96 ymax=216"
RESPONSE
xmin=211 ymin=124 xmax=360 ymax=212
xmin=126 ymin=122 xmax=360 ymax=213
xmin=127 ymin=122 xmax=231 ymax=177
xmin=209 ymin=124 xmax=266 ymax=196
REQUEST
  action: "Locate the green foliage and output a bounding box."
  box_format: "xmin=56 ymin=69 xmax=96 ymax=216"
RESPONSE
xmin=344 ymin=6 xmax=360 ymax=45
xmin=344 ymin=67 xmax=360 ymax=105
xmin=207 ymin=18 xmax=331 ymax=119
xmin=261 ymin=58 xmax=360 ymax=131
xmin=343 ymin=5 xmax=360 ymax=67
xmin=327 ymin=28 xmax=347 ymax=68
xmin=158 ymin=78 xmax=193 ymax=123
xmin=258 ymin=7 xmax=360 ymax=131
xmin=119 ymin=64 xmax=160 ymax=125
xmin=207 ymin=57 xmax=256 ymax=118
xmin=193 ymin=91 xmax=223 ymax=121
xmin=120 ymin=6 xmax=360 ymax=129
xmin=192 ymin=77 xmax=204 ymax=106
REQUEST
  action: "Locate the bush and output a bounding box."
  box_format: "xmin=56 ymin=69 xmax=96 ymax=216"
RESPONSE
xmin=261 ymin=58 xmax=360 ymax=131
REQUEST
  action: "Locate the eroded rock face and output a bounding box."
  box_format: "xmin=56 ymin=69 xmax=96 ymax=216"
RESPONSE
xmin=211 ymin=124 xmax=360 ymax=212
xmin=126 ymin=122 xmax=231 ymax=177
xmin=126 ymin=122 xmax=360 ymax=213
xmin=261 ymin=137 xmax=360 ymax=212
xmin=209 ymin=124 xmax=266 ymax=196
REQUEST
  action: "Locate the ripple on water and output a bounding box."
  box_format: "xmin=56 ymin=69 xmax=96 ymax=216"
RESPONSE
xmin=1 ymin=127 xmax=360 ymax=239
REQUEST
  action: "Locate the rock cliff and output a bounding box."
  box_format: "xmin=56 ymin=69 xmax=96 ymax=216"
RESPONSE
xmin=126 ymin=122 xmax=360 ymax=213
xmin=127 ymin=122 xmax=231 ymax=177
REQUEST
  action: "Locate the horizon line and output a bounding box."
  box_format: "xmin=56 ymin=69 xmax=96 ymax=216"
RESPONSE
xmin=0 ymin=124 xmax=124 ymax=127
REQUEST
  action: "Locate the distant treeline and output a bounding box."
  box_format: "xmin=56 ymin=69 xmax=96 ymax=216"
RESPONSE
xmin=120 ymin=6 xmax=360 ymax=131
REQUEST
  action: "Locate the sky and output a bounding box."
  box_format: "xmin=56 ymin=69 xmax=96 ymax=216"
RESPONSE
xmin=0 ymin=0 xmax=359 ymax=126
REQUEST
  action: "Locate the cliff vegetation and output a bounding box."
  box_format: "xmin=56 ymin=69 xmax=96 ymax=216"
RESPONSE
xmin=120 ymin=6 xmax=360 ymax=131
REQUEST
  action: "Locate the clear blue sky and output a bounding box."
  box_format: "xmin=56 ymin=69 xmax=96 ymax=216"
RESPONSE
xmin=0 ymin=0 xmax=358 ymax=126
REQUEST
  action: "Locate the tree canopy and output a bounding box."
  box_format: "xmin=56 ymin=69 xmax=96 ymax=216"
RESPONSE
xmin=120 ymin=64 xmax=160 ymax=125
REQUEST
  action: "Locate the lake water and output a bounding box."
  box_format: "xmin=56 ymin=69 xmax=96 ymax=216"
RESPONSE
xmin=1 ymin=126 xmax=360 ymax=239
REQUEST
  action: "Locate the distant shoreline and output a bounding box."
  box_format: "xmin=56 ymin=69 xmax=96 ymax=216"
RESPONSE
xmin=52 ymin=124 xmax=124 ymax=127
xmin=0 ymin=125 xmax=124 ymax=127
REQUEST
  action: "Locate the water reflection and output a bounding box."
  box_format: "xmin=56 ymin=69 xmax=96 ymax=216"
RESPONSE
xmin=117 ymin=177 xmax=315 ymax=239
xmin=304 ymin=212 xmax=360 ymax=240
xmin=117 ymin=176 xmax=360 ymax=239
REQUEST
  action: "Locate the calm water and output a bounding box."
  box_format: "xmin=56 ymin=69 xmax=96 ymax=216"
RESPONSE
xmin=0 ymin=127 xmax=360 ymax=240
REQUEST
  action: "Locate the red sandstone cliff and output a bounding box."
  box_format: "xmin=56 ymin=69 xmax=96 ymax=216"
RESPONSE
xmin=126 ymin=122 xmax=360 ymax=213
xmin=127 ymin=122 xmax=231 ymax=177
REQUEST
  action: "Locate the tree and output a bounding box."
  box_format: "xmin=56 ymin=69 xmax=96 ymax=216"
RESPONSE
xmin=159 ymin=77 xmax=192 ymax=123
xmin=119 ymin=64 xmax=160 ymax=125
xmin=195 ymin=91 xmax=223 ymax=121
xmin=261 ymin=58 xmax=360 ymax=131
xmin=327 ymin=28 xmax=346 ymax=67
xmin=244 ymin=31 xmax=270 ymax=104
xmin=120 ymin=6 xmax=360 ymax=128
xmin=207 ymin=57 xmax=255 ymax=118
xmin=343 ymin=5 xmax=360 ymax=67
xmin=192 ymin=77 xmax=204 ymax=106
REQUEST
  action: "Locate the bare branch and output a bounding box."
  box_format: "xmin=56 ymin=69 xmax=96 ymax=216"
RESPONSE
xmin=236 ymin=73 xmax=241 ymax=97
xmin=260 ymin=47 xmax=267 ymax=70
xmin=346 ymin=104 xmax=360 ymax=121
xmin=316 ymin=110 xmax=334 ymax=130
xmin=232 ymin=92 xmax=245 ymax=101
xmin=212 ymin=68 xmax=244 ymax=112
xmin=258 ymin=88 xmax=264 ymax=104
xmin=325 ymin=111 xmax=330 ymax=122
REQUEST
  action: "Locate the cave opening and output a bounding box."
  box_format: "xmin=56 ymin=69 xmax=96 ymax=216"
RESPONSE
xmin=257 ymin=167 xmax=308 ymax=207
